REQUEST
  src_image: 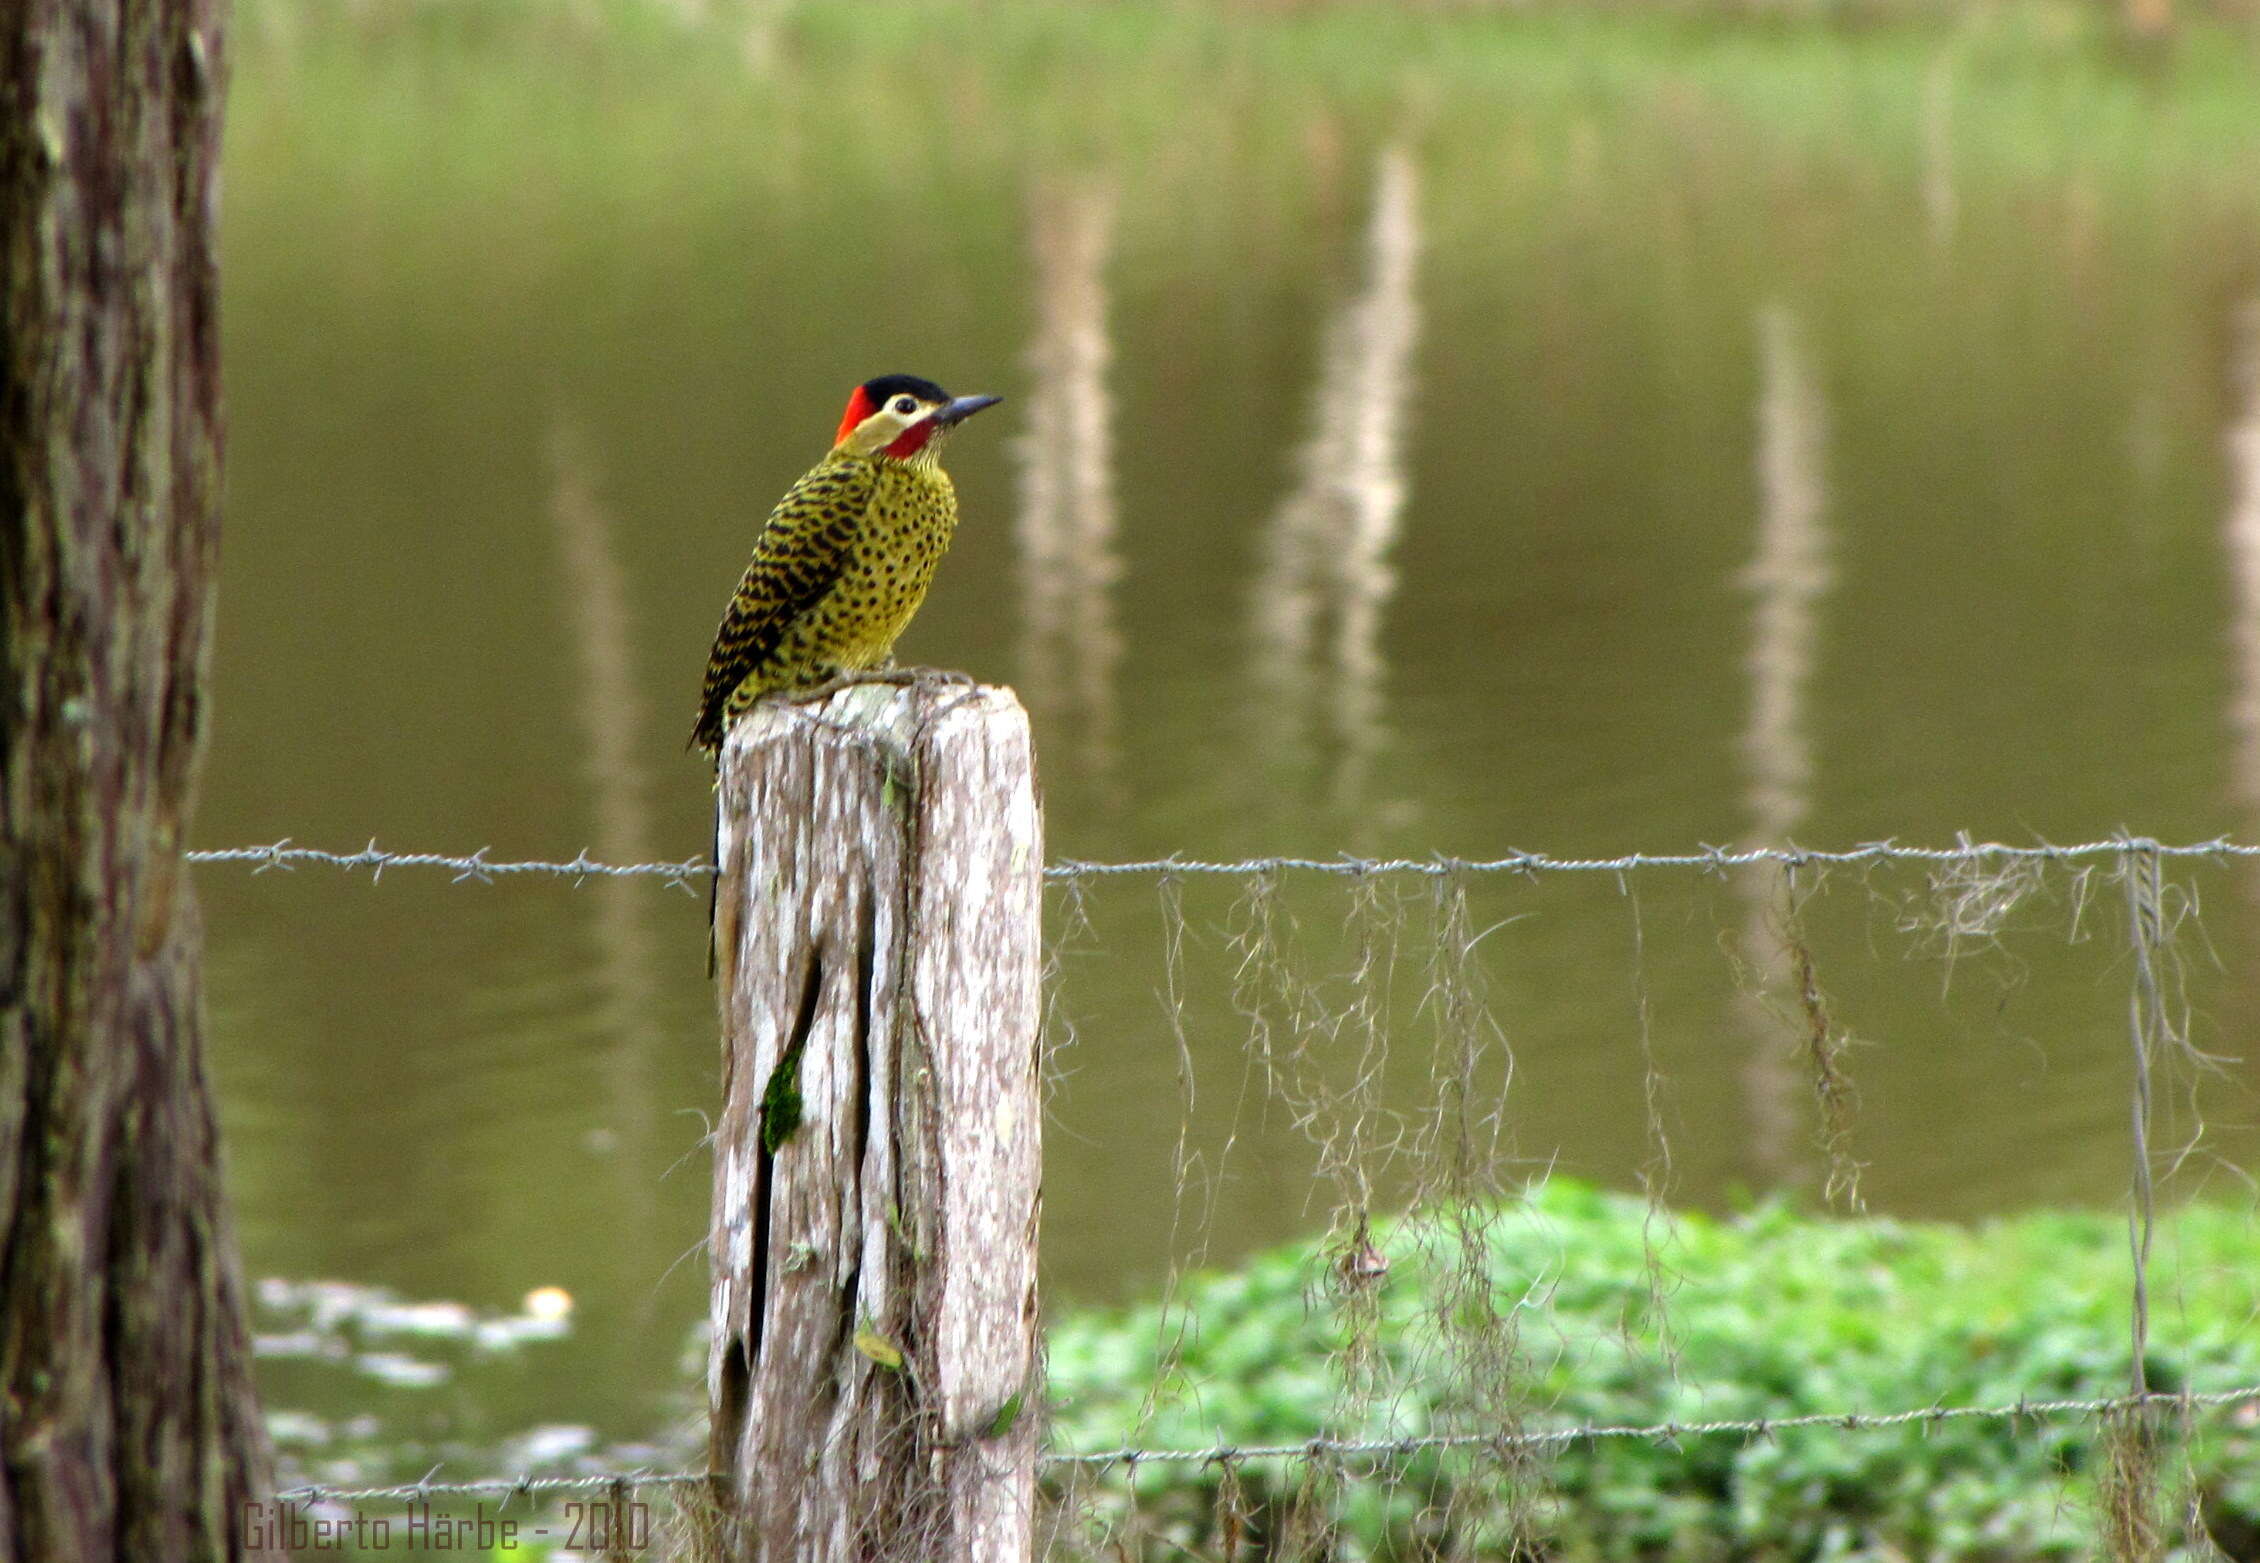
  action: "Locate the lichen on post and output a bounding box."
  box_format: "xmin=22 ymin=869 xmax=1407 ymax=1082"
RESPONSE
xmin=707 ymin=681 xmax=1043 ymax=1563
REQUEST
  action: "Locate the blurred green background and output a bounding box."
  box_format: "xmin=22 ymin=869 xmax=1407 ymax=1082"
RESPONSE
xmin=202 ymin=0 xmax=2260 ymax=1481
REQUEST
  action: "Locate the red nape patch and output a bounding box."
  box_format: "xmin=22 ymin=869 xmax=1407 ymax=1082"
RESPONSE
xmin=835 ymin=386 xmax=877 ymax=446
xmin=882 ymin=419 xmax=937 ymax=460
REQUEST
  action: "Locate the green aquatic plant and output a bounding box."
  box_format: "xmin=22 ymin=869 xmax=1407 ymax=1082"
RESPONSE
xmin=1044 ymin=1179 xmax=2260 ymax=1560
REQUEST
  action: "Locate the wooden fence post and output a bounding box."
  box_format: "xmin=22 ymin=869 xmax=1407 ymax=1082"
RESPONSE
xmin=707 ymin=683 xmax=1044 ymax=1563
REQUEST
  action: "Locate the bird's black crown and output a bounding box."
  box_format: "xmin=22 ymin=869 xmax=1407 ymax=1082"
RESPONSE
xmin=860 ymin=373 xmax=951 ymax=406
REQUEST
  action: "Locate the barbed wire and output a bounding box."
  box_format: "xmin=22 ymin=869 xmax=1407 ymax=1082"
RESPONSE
xmin=1041 ymin=1382 xmax=2260 ymax=1469
xmin=187 ymin=835 xmax=2254 ymax=886
xmin=269 ymin=1381 xmax=2260 ymax=1505
xmin=184 ymin=841 xmax=714 ymax=888
xmin=1048 ymin=835 xmax=2238 ymax=878
xmin=275 ymin=1471 xmax=715 ymax=1504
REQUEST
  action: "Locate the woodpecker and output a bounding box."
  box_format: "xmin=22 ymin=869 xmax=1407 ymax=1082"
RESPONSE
xmin=690 ymin=374 xmax=1002 ymax=757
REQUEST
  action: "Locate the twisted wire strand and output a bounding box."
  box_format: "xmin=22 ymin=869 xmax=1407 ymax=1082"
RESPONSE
xmin=270 ymin=1381 xmax=2260 ymax=1503
xmin=187 ymin=836 xmax=2260 ymax=885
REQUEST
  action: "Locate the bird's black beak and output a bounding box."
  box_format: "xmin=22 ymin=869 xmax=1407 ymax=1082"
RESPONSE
xmin=931 ymin=394 xmax=1003 ymax=428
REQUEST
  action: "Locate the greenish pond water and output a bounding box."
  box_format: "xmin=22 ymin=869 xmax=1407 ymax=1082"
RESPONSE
xmin=201 ymin=4 xmax=2260 ymax=1481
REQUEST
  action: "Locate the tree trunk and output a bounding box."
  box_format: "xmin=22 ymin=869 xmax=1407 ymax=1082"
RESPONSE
xmin=709 ymin=683 xmax=1044 ymax=1563
xmin=0 ymin=3 xmax=277 ymax=1560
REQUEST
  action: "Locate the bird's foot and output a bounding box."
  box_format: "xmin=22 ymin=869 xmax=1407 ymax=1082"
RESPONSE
xmin=776 ymin=667 xmax=979 ymax=705
xmin=891 ymin=665 xmax=982 ymax=698
xmin=883 ymin=666 xmax=987 ymax=722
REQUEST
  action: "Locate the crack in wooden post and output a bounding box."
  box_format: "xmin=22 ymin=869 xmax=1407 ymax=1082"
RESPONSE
xmin=708 ymin=683 xmax=1043 ymax=1563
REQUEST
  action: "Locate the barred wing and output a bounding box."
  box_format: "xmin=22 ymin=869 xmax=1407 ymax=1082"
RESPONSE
xmin=690 ymin=459 xmax=874 ymax=752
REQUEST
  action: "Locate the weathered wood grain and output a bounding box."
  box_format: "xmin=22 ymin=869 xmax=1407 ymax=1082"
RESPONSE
xmin=709 ymin=683 xmax=1042 ymax=1563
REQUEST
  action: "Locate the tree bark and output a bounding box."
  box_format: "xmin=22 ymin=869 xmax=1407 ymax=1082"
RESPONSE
xmin=709 ymin=683 xmax=1043 ymax=1563
xmin=0 ymin=2 xmax=277 ymax=1560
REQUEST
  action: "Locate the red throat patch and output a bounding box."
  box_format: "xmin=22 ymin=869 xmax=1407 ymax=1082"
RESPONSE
xmin=834 ymin=386 xmax=877 ymax=446
xmin=882 ymin=420 xmax=937 ymax=460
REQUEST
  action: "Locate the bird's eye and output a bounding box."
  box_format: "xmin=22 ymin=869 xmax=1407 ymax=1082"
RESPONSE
xmin=892 ymin=396 xmax=918 ymax=415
